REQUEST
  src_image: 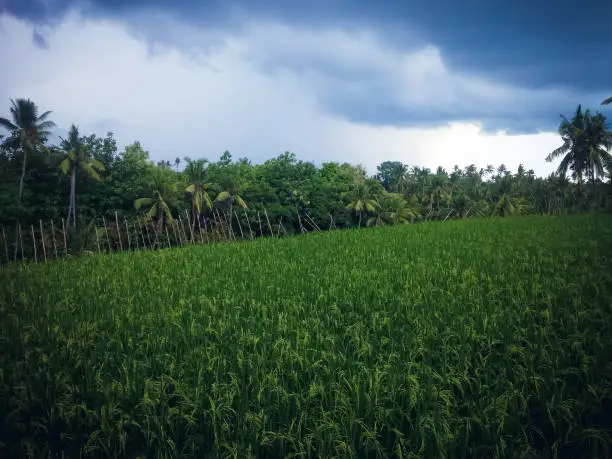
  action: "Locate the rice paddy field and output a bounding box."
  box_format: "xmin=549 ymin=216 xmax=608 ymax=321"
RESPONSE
xmin=1 ymin=215 xmax=612 ymax=458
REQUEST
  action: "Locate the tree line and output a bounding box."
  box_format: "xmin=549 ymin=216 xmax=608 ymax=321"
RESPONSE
xmin=0 ymin=97 xmax=611 ymax=241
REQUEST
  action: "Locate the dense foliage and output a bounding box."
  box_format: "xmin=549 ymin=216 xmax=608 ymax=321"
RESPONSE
xmin=1 ymin=216 xmax=611 ymax=457
xmin=1 ymin=99 xmax=611 ymax=239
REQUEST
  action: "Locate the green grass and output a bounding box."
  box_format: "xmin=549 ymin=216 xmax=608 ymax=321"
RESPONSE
xmin=1 ymin=215 xmax=612 ymax=458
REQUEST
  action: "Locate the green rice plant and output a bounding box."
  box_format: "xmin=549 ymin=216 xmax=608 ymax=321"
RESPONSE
xmin=1 ymin=215 xmax=611 ymax=458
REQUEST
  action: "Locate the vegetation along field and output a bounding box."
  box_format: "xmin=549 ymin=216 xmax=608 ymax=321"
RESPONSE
xmin=2 ymin=215 xmax=612 ymax=458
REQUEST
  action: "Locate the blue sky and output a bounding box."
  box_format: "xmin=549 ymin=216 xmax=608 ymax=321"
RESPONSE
xmin=1 ymin=0 xmax=611 ymax=174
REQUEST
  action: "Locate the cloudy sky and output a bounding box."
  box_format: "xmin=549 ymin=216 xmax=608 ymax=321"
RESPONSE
xmin=1 ymin=0 xmax=610 ymax=175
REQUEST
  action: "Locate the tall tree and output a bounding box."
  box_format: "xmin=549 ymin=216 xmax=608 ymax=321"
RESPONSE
xmin=134 ymin=168 xmax=176 ymax=233
xmin=59 ymin=124 xmax=106 ymax=229
xmin=0 ymin=98 xmax=55 ymax=202
xmin=546 ymin=105 xmax=612 ymax=188
xmin=184 ymin=157 xmax=213 ymax=224
xmin=346 ymin=182 xmax=377 ymax=227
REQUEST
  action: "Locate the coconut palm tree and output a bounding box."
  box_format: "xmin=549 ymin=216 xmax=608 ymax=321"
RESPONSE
xmin=59 ymin=124 xmax=105 ymax=229
xmin=346 ymin=182 xmax=376 ymax=227
xmin=546 ymin=105 xmax=612 ymax=189
xmin=0 ymin=98 xmax=55 ymax=202
xmin=385 ymin=193 xmax=419 ymax=223
xmin=134 ymin=168 xmax=176 ymax=233
xmin=214 ymin=177 xmax=248 ymax=226
xmin=184 ymin=158 xmax=213 ymax=224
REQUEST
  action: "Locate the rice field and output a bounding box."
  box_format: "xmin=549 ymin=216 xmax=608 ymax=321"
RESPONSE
xmin=1 ymin=215 xmax=612 ymax=458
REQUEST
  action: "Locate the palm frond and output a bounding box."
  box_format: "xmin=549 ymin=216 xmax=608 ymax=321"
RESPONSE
xmin=602 ymin=96 xmax=612 ymax=105
xmin=134 ymin=197 xmax=154 ymax=210
xmin=59 ymin=157 xmax=71 ymax=175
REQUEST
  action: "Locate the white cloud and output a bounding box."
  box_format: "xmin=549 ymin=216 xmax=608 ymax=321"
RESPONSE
xmin=0 ymin=10 xmax=563 ymax=176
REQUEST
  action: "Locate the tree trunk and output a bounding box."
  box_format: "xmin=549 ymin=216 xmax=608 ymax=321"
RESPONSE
xmin=18 ymin=148 xmax=28 ymax=203
xmin=70 ymin=168 xmax=77 ymax=229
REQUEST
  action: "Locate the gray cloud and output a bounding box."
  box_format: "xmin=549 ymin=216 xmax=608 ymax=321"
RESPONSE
xmin=0 ymin=9 xmax=586 ymax=177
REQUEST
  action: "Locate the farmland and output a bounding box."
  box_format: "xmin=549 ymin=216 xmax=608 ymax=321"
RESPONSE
xmin=1 ymin=215 xmax=612 ymax=458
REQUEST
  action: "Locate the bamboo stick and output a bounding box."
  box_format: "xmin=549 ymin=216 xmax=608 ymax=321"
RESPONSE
xmin=50 ymin=220 xmax=58 ymax=258
xmin=137 ymin=218 xmax=146 ymax=249
xmin=264 ymin=208 xmax=273 ymax=237
xmin=39 ymin=220 xmax=47 ymax=262
xmin=19 ymin=224 xmax=24 ymax=262
xmin=276 ymin=216 xmax=283 ymax=237
xmin=143 ymin=219 xmax=152 ymax=249
xmin=195 ymin=213 xmax=204 ymax=244
xmin=95 ymin=223 xmax=101 ymax=254
xmin=165 ymin=224 xmax=171 ymax=248
xmin=31 ymin=225 xmax=37 ymax=263
xmin=257 ymin=211 xmax=264 ymax=237
xmin=124 ymin=218 xmax=131 ymax=251
xmin=244 ymin=210 xmax=254 ymax=240
xmin=102 ymin=216 xmax=111 ymax=253
xmin=178 ymin=216 xmax=188 ymax=244
xmin=133 ymin=221 xmax=140 ymax=250
xmin=234 ymin=210 xmax=245 ymax=239
xmin=185 ymin=210 xmax=195 ymax=243
xmin=2 ymin=228 xmax=9 ymax=263
xmin=305 ymin=213 xmax=322 ymax=231
xmin=61 ymin=218 xmax=68 ymax=256
xmin=170 ymin=220 xmax=180 ymax=245
xmin=202 ymin=218 xmax=210 ymax=244
xmin=115 ymin=212 xmax=123 ymax=252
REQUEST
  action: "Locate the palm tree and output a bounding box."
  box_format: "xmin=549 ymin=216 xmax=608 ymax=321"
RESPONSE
xmin=134 ymin=168 xmax=176 ymax=233
xmin=0 ymin=98 xmax=55 ymax=202
xmin=184 ymin=158 xmax=213 ymax=224
xmin=175 ymin=157 xmax=181 ymax=171
xmin=385 ymin=193 xmax=419 ymax=223
xmin=214 ymin=177 xmax=248 ymax=225
xmin=366 ymin=203 xmax=389 ymax=227
xmin=546 ymin=105 xmax=612 ymax=190
xmin=346 ymin=182 xmax=376 ymax=227
xmin=59 ymin=124 xmax=105 ymax=229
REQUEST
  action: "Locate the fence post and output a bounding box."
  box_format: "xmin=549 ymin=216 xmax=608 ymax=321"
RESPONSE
xmin=234 ymin=210 xmax=245 ymax=239
xmin=124 ymin=218 xmax=131 ymax=251
xmin=102 ymin=216 xmax=111 ymax=252
xmin=61 ymin=218 xmax=68 ymax=256
xmin=244 ymin=210 xmax=254 ymax=240
xmin=264 ymin=208 xmax=273 ymax=237
xmin=39 ymin=220 xmax=47 ymax=262
xmin=19 ymin=224 xmax=24 ymax=262
xmin=50 ymin=220 xmax=59 ymax=258
xmin=2 ymin=228 xmax=8 ymax=264
xmin=115 ymin=212 xmax=123 ymax=252
xmin=31 ymin=225 xmax=38 ymax=263
xmin=257 ymin=211 xmax=264 ymax=238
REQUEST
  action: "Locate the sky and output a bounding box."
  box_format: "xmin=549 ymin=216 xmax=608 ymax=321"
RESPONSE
xmin=0 ymin=0 xmax=611 ymax=176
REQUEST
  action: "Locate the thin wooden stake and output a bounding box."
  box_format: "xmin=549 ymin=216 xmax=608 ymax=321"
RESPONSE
xmin=143 ymin=219 xmax=152 ymax=249
xmin=31 ymin=225 xmax=38 ymax=263
xmin=61 ymin=218 xmax=68 ymax=256
xmin=178 ymin=216 xmax=188 ymax=244
xmin=2 ymin=228 xmax=8 ymax=264
xmin=305 ymin=213 xmax=322 ymax=231
xmin=234 ymin=210 xmax=245 ymax=239
xmin=19 ymin=224 xmax=24 ymax=262
xmin=264 ymin=208 xmax=273 ymax=237
xmin=115 ymin=212 xmax=123 ymax=251
xmin=257 ymin=211 xmax=264 ymax=237
xmin=170 ymin=220 xmax=180 ymax=245
xmin=39 ymin=220 xmax=47 ymax=262
xmin=244 ymin=210 xmax=254 ymax=240
xmin=203 ymin=218 xmax=211 ymax=244
xmin=276 ymin=216 xmax=283 ymax=237
xmin=124 ymin=218 xmax=131 ymax=251
xmin=196 ymin=214 xmax=204 ymax=244
xmin=165 ymin=224 xmax=171 ymax=248
xmin=50 ymin=220 xmax=58 ymax=258
xmin=133 ymin=221 xmax=140 ymax=250
xmin=102 ymin=216 xmax=111 ymax=253
xmin=95 ymin=223 xmax=101 ymax=254
xmin=185 ymin=210 xmax=195 ymax=243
